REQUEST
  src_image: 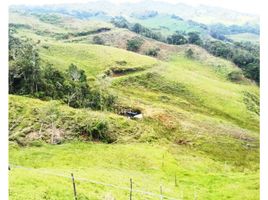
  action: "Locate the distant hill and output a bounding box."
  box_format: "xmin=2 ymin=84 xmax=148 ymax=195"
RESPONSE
xmin=10 ymin=0 xmax=259 ymax=25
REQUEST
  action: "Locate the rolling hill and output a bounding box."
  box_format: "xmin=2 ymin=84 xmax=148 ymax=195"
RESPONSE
xmin=8 ymin=6 xmax=259 ymax=200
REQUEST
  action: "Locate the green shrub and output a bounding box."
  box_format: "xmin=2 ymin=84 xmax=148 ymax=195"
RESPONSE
xmin=126 ymin=37 xmax=143 ymax=52
xmin=185 ymin=48 xmax=194 ymax=58
xmin=92 ymin=36 xmax=104 ymax=45
xmin=167 ymin=33 xmax=188 ymax=45
xmin=228 ymin=71 xmax=244 ymax=82
xmin=145 ymin=48 xmax=160 ymax=57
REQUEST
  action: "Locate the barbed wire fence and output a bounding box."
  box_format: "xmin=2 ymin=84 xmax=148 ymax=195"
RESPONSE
xmin=9 ymin=164 xmax=187 ymax=200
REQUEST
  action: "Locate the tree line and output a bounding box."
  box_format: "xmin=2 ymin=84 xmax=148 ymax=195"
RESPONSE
xmin=9 ymin=32 xmax=116 ymax=110
xmin=111 ymin=17 xmax=259 ymax=83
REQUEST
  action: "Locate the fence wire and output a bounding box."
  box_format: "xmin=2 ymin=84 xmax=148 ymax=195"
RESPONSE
xmin=9 ymin=164 xmax=181 ymax=200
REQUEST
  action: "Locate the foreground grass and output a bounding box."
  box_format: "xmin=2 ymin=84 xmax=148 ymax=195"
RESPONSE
xmin=9 ymin=142 xmax=259 ymax=200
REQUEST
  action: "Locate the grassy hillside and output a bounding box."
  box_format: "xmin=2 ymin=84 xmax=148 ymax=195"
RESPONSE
xmin=9 ymin=8 xmax=259 ymax=200
xmin=9 ymin=1 xmax=259 ymax=25
xmin=39 ymin=42 xmax=158 ymax=77
xmin=127 ymin=14 xmax=206 ymax=36
xmin=9 ymin=142 xmax=259 ymax=200
xmin=226 ymin=33 xmax=259 ymax=44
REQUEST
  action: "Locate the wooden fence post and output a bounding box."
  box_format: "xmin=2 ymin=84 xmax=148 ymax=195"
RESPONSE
xmin=161 ymin=154 xmax=164 ymax=168
xmin=194 ymin=187 xmax=197 ymax=200
xmin=130 ymin=178 xmax=133 ymax=200
xmin=160 ymin=185 xmax=163 ymax=200
xmin=175 ymin=173 xmax=177 ymax=187
xmin=71 ymin=173 xmax=78 ymax=200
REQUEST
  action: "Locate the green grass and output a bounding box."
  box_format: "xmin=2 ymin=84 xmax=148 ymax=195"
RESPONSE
xmin=9 ymin=11 xmax=259 ymax=200
xmin=114 ymin=55 xmax=259 ymax=132
xmin=226 ymin=33 xmax=259 ymax=44
xmin=9 ymin=95 xmax=156 ymax=144
xmin=9 ymin=142 xmax=259 ymax=200
xmin=39 ymin=42 xmax=158 ymax=77
xmin=128 ymin=14 xmax=205 ymax=36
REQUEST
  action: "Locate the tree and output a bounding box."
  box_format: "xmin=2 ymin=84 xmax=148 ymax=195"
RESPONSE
xmin=188 ymin=32 xmax=203 ymax=45
xmin=40 ymin=64 xmax=65 ymax=99
xmin=132 ymin=23 xmax=143 ymax=34
xmin=38 ymin=102 xmax=61 ymax=144
xmin=9 ymin=37 xmax=42 ymax=95
xmin=232 ymin=51 xmax=255 ymax=68
xmin=64 ymin=64 xmax=91 ymax=108
xmin=111 ymin=16 xmax=129 ymax=28
xmin=126 ymin=37 xmax=143 ymax=52
xmin=167 ymin=33 xmax=188 ymax=45
xmin=244 ymin=63 xmax=259 ymax=84
xmin=203 ymin=40 xmax=233 ymax=59
xmin=90 ymin=76 xmax=117 ymax=111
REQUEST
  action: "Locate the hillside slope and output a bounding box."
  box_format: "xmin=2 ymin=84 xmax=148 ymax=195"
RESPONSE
xmin=9 ymin=8 xmax=259 ymax=200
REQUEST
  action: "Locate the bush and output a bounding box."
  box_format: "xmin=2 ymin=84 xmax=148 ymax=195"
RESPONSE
xmin=167 ymin=33 xmax=188 ymax=45
xmin=93 ymin=36 xmax=104 ymax=45
xmin=185 ymin=48 xmax=194 ymax=58
xmin=228 ymin=71 xmax=244 ymax=82
xmin=126 ymin=37 xmax=143 ymax=52
xmin=145 ymin=48 xmax=160 ymax=57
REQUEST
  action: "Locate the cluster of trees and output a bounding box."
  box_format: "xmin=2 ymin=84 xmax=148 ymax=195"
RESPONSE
xmin=34 ymin=13 xmax=62 ymax=25
xmin=209 ymin=23 xmax=259 ymax=42
xmin=167 ymin=32 xmax=202 ymax=45
xmin=111 ymin=17 xmax=201 ymax=45
xmin=111 ymin=16 xmax=130 ymax=29
xmin=203 ymin=40 xmax=259 ymax=83
xmin=131 ymin=23 xmax=164 ymax=41
xmin=111 ymin=17 xmax=165 ymax=42
xmin=111 ymin=16 xmax=259 ymax=83
xmin=9 ymin=34 xmax=116 ymax=110
xmin=209 ymin=23 xmax=260 ymax=36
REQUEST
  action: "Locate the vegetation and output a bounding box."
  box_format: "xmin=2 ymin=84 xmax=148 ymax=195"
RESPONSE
xmin=9 ymin=95 xmax=144 ymax=144
xmin=145 ymin=48 xmax=160 ymax=57
xmin=228 ymin=71 xmax=245 ymax=82
xmin=8 ymin=6 xmax=259 ymax=200
xmin=9 ymin=142 xmax=259 ymax=200
xmin=167 ymin=33 xmax=188 ymax=45
xmin=185 ymin=48 xmax=194 ymax=58
xmin=111 ymin=16 xmax=130 ymax=28
xmin=9 ymin=35 xmax=116 ymax=110
xmin=92 ymin=35 xmax=104 ymax=45
xmin=202 ymin=40 xmax=259 ymax=83
xmin=110 ymin=14 xmax=259 ymax=84
xmin=131 ymin=23 xmax=164 ymax=41
xmin=209 ymin=23 xmax=260 ymax=36
xmin=126 ymin=37 xmax=143 ymax=52
xmin=226 ymin=33 xmax=259 ymax=44
xmin=187 ymin=32 xmax=203 ymax=45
